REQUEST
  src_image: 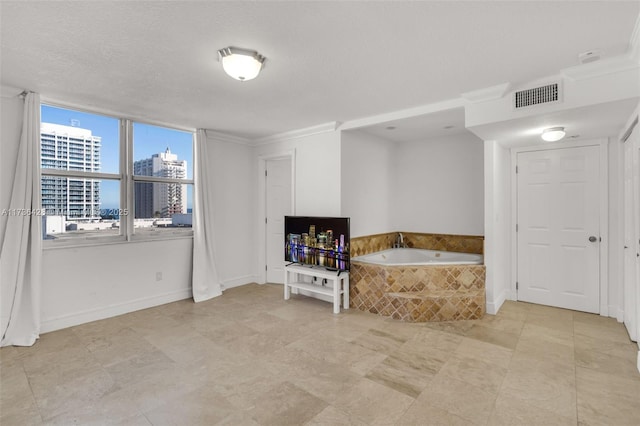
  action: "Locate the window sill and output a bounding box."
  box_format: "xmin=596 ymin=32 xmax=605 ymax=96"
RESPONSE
xmin=42 ymin=233 xmax=193 ymax=250
xmin=129 ymin=231 xmax=194 ymax=243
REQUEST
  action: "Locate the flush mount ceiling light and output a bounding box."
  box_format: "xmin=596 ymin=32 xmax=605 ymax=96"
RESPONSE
xmin=541 ymin=127 xmax=566 ymax=142
xmin=217 ymin=47 xmax=266 ymax=81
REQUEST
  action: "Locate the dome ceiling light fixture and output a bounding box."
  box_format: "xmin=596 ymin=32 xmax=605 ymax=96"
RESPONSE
xmin=541 ymin=127 xmax=566 ymax=142
xmin=217 ymin=46 xmax=266 ymax=81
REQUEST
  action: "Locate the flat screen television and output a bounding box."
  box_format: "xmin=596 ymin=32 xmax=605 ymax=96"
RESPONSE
xmin=285 ymin=216 xmax=350 ymax=271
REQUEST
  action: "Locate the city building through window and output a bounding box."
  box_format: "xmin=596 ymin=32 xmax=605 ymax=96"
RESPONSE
xmin=132 ymin=121 xmax=193 ymax=235
xmin=40 ymin=104 xmax=194 ymax=244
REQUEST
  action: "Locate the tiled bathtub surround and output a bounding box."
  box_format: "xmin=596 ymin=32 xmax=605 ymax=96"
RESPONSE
xmin=350 ymin=232 xmax=484 ymax=257
xmin=350 ymin=262 xmax=486 ymax=322
xmin=403 ymin=232 xmax=484 ymax=255
xmin=350 ymin=232 xmax=485 ymax=322
xmin=350 ymin=233 xmax=397 ymax=257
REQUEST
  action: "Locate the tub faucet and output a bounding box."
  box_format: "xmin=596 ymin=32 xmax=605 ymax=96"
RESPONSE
xmin=395 ymin=232 xmax=405 ymax=248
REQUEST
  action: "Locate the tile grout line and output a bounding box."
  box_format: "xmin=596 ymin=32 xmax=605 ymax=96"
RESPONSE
xmin=487 ymin=321 xmax=519 ymax=426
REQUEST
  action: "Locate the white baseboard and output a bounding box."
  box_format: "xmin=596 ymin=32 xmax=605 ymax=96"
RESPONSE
xmin=40 ymin=288 xmax=192 ymax=333
xmin=602 ymin=304 xmax=626 ymax=319
xmin=221 ymin=275 xmax=259 ymax=291
xmin=486 ymin=289 xmax=507 ymax=315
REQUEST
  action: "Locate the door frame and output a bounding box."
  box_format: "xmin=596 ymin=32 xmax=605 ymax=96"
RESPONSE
xmin=257 ymin=150 xmax=296 ymax=284
xmin=623 ymin=126 xmax=640 ymax=341
xmin=510 ymin=138 xmax=609 ymax=315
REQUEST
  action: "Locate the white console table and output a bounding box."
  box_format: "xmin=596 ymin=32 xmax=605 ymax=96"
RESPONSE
xmin=284 ymin=264 xmax=349 ymax=314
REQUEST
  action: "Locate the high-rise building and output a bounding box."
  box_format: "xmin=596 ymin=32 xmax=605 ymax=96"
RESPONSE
xmin=133 ymin=148 xmax=187 ymax=218
xmin=41 ymin=123 xmax=101 ymax=219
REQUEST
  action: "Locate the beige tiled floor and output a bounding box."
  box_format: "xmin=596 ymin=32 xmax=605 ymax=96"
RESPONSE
xmin=1 ymin=284 xmax=639 ymax=425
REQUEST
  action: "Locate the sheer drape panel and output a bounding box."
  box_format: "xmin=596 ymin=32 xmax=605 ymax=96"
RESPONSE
xmin=1 ymin=92 xmax=42 ymax=347
xmin=192 ymin=129 xmax=222 ymax=302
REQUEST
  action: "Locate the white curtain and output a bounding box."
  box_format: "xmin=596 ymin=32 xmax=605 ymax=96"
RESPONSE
xmin=1 ymin=92 xmax=42 ymax=347
xmin=192 ymin=129 xmax=222 ymax=302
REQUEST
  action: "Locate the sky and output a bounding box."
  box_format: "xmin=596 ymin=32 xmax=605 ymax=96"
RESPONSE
xmin=42 ymin=105 xmax=193 ymax=210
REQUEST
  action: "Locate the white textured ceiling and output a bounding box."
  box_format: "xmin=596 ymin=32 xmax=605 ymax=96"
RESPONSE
xmin=1 ymin=1 xmax=639 ymax=139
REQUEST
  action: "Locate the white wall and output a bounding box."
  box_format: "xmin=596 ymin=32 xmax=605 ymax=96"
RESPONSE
xmin=1 ymin=95 xmax=261 ymax=334
xmin=254 ymin=130 xmax=341 ymax=283
xmin=484 ymin=140 xmax=511 ymax=314
xmin=341 ymin=130 xmax=394 ymax=237
xmin=341 ymin=130 xmax=485 ymax=239
xmin=206 ymin=134 xmax=258 ymax=289
xmin=39 ymin=132 xmax=262 ymax=331
xmin=254 ymin=130 xmax=342 ymax=216
xmin=392 ymin=132 xmax=484 ymax=235
xmin=41 ymin=240 xmax=192 ymax=331
xmin=294 ymin=131 xmax=341 ymax=216
xmin=1 ymin=91 xmax=194 ymax=333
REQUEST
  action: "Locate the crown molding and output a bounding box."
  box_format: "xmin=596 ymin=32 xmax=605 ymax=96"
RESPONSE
xmin=561 ymin=53 xmax=638 ymax=81
xmin=251 ymin=122 xmax=339 ymax=145
xmin=339 ymin=98 xmax=464 ymax=131
xmin=461 ymin=83 xmax=512 ymax=103
xmin=204 ymin=129 xmax=253 ymax=145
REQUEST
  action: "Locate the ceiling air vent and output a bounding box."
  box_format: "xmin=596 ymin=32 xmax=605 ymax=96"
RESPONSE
xmin=514 ymin=83 xmax=560 ymax=109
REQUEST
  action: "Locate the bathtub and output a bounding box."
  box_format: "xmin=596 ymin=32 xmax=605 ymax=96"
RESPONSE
xmin=352 ymin=247 xmax=483 ymax=266
xmin=350 ymin=248 xmax=486 ymax=322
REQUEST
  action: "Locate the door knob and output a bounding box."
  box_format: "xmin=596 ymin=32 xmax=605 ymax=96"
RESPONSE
xmin=588 ymin=236 xmax=597 ymax=242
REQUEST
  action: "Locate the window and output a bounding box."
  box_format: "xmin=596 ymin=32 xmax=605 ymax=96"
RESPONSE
xmin=40 ymin=104 xmax=194 ymax=245
xmin=132 ymin=122 xmax=193 ymax=235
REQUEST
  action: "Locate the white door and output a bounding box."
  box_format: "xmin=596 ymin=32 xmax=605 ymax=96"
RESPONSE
xmin=623 ymin=123 xmax=639 ymax=342
xmin=265 ymin=158 xmax=292 ymax=283
xmin=517 ymin=145 xmax=600 ymax=313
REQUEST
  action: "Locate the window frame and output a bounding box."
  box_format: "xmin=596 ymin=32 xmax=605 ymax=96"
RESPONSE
xmin=41 ymin=102 xmax=195 ymax=249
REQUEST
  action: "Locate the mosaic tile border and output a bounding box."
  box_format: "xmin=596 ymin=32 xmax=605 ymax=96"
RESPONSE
xmin=350 ymin=232 xmax=484 ymax=257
